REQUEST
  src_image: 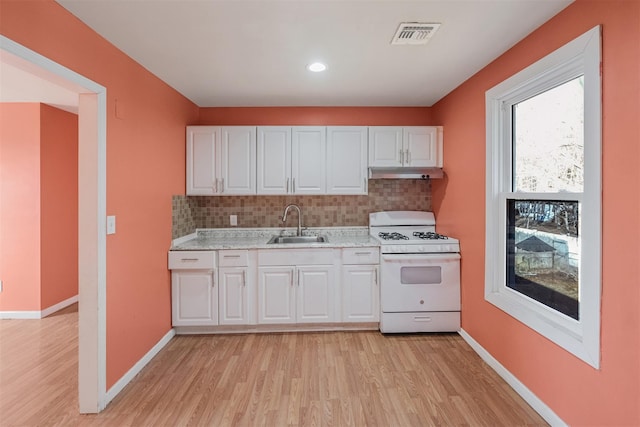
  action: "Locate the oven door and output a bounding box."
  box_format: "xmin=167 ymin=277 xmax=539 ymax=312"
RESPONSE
xmin=380 ymin=253 xmax=461 ymax=312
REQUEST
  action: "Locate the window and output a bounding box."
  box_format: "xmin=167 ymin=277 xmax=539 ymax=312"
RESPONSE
xmin=485 ymin=26 xmax=601 ymax=368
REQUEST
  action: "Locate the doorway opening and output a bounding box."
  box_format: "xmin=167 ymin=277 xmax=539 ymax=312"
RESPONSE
xmin=1 ymin=35 xmax=107 ymax=413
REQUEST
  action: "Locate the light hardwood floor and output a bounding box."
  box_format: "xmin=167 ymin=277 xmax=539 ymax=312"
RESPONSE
xmin=0 ymin=304 xmax=547 ymax=426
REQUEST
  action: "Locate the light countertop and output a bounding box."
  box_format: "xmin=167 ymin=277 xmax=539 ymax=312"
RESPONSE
xmin=170 ymin=227 xmax=380 ymax=251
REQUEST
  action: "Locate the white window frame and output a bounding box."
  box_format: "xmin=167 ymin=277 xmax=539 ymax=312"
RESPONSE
xmin=485 ymin=26 xmax=601 ymax=368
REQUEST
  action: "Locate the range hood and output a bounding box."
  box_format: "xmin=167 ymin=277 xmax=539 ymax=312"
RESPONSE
xmin=368 ymin=167 xmax=444 ymax=180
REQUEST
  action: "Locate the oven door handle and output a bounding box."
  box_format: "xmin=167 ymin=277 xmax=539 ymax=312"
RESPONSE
xmin=381 ymin=253 xmax=461 ymax=262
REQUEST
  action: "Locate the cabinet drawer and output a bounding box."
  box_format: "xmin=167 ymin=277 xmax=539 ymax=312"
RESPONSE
xmin=218 ymin=250 xmax=249 ymax=267
xmin=342 ymin=248 xmax=379 ymax=264
xmin=168 ymin=251 xmax=216 ymax=270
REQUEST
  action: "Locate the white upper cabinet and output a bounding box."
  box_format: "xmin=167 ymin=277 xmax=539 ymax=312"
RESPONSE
xmin=368 ymin=127 xmax=403 ymax=167
xmin=369 ymin=126 xmax=443 ymax=168
xmin=220 ymin=126 xmax=257 ymax=195
xmin=189 ymin=124 xmax=445 ymax=196
xmin=403 ymin=127 xmax=441 ymax=167
xmin=326 ymin=126 xmax=368 ymax=195
xmin=257 ymin=127 xmax=292 ymax=194
xmin=186 ymin=126 xmax=221 ymax=195
xmin=257 ymin=126 xmax=326 ymax=195
xmin=292 ymin=126 xmax=326 ymax=194
xmin=186 ymin=125 xmax=257 ymax=195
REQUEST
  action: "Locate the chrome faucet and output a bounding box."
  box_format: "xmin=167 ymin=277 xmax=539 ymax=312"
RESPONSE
xmin=282 ymin=204 xmax=303 ymax=236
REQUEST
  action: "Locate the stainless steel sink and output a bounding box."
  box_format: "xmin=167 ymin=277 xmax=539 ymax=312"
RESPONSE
xmin=267 ymin=235 xmax=328 ymax=244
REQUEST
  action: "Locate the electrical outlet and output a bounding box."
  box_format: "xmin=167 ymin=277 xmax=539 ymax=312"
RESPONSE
xmin=230 ymin=215 xmax=238 ymax=226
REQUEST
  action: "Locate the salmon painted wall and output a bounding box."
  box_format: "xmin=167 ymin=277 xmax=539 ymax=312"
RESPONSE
xmin=0 ymin=103 xmax=41 ymax=311
xmin=197 ymin=106 xmax=433 ymax=126
xmin=431 ymin=0 xmax=640 ymax=424
xmin=40 ymin=104 xmax=78 ymax=309
xmin=0 ymin=0 xmax=199 ymax=388
xmin=0 ymin=103 xmax=76 ymax=312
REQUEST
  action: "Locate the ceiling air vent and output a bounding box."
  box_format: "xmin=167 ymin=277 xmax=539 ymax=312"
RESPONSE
xmin=391 ymin=22 xmax=441 ymax=45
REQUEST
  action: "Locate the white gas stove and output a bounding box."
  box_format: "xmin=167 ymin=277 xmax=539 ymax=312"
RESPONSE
xmin=370 ymin=211 xmax=460 ymax=254
xmin=369 ymin=211 xmax=461 ymax=333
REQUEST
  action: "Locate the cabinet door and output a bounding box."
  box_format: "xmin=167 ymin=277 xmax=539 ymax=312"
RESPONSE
xmin=257 ymin=127 xmax=291 ymax=194
xmin=171 ymin=270 xmax=218 ymax=326
xmin=220 ymin=126 xmax=257 ymax=194
xmin=297 ymin=266 xmax=334 ymax=323
xmin=368 ymin=127 xmax=403 ymax=167
xmin=291 ymin=127 xmax=326 ymax=194
xmin=186 ymin=126 xmax=220 ymax=195
xmin=219 ymin=267 xmax=248 ymax=325
xmin=403 ymin=127 xmax=441 ymax=167
xmin=258 ymin=266 xmax=295 ymax=324
xmin=342 ymin=265 xmax=379 ymax=322
xmin=326 ymin=126 xmax=368 ymax=195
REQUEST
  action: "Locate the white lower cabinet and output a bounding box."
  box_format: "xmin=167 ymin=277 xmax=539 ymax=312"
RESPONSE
xmin=341 ymin=248 xmax=380 ymax=323
xmin=342 ymin=266 xmax=379 ymax=322
xmin=218 ymin=250 xmax=255 ymax=325
xmin=172 ymin=271 xmax=218 ymax=326
xmin=257 ymin=249 xmax=337 ymax=325
xmin=257 ymin=266 xmax=296 ymax=324
xmin=297 ymin=266 xmax=335 ymax=323
xmin=257 ymin=265 xmax=335 ymax=324
xmin=170 ymin=247 xmax=380 ymax=330
xmin=169 ymin=251 xmax=218 ymax=326
xmin=219 ymin=267 xmax=249 ymax=325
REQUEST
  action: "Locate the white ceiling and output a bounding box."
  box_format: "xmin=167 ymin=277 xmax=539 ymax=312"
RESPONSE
xmin=52 ymin=0 xmax=572 ymax=108
xmin=2 ymin=1 xmax=572 ymax=111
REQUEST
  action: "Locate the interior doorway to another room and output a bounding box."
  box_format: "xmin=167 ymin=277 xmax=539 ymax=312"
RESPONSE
xmin=0 ymin=36 xmax=107 ymax=413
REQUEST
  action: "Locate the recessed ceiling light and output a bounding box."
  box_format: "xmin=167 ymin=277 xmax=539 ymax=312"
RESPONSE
xmin=307 ymin=62 xmax=327 ymax=72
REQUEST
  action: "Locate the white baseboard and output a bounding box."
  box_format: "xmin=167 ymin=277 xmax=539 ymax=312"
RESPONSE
xmin=458 ymin=329 xmax=567 ymax=427
xmin=104 ymin=328 xmax=176 ymax=405
xmin=0 ymin=295 xmax=78 ymax=319
xmin=0 ymin=310 xmax=41 ymax=319
xmin=42 ymin=295 xmax=79 ymax=317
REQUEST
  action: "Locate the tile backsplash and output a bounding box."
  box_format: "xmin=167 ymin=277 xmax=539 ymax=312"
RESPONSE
xmin=172 ymin=179 xmax=431 ymax=239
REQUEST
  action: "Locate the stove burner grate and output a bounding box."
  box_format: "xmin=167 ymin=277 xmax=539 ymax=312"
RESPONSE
xmin=378 ymin=232 xmax=409 ymax=240
xmin=413 ymin=231 xmax=447 ymax=240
